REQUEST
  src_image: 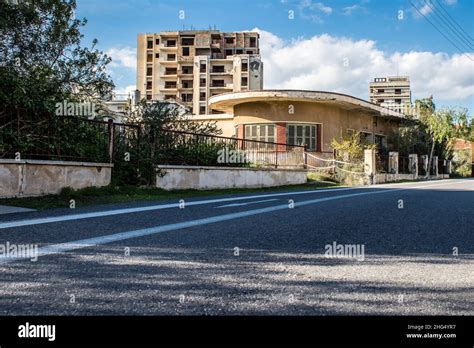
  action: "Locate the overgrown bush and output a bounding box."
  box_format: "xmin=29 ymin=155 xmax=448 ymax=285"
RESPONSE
xmin=330 ymin=132 xmax=367 ymax=185
xmin=452 ymin=149 xmax=472 ymax=177
xmin=0 ymin=111 xmax=109 ymax=162
xmin=113 ymin=101 xmax=249 ymax=186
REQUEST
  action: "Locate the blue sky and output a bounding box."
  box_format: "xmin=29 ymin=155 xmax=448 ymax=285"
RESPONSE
xmin=77 ymin=0 xmax=474 ymax=111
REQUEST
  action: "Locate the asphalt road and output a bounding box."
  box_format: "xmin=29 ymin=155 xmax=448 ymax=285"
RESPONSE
xmin=0 ymin=179 xmax=473 ymax=315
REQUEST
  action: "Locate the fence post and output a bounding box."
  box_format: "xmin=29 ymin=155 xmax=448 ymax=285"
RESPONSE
xmin=409 ymin=154 xmax=418 ymax=178
xmin=364 ymin=149 xmax=376 ymax=185
xmin=432 ymin=156 xmax=438 ymax=177
xmin=275 ymin=145 xmax=278 ymax=168
xmin=304 ymin=146 xmax=308 ymax=168
xmin=107 ymin=118 xmax=114 ymax=163
xmin=420 ymin=155 xmax=428 ymax=176
xmin=137 ymin=124 xmax=141 ymax=181
xmin=388 ymin=152 xmax=399 ymax=174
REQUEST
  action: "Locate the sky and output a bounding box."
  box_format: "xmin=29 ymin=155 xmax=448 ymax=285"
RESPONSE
xmin=76 ymin=0 xmax=474 ymax=112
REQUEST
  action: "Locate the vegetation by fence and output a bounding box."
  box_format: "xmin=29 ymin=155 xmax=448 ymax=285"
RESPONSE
xmin=1 ymin=113 xmax=306 ymax=185
xmin=0 ymin=110 xmax=110 ymax=163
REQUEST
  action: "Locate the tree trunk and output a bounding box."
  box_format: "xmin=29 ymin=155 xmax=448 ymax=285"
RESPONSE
xmin=427 ymin=135 xmax=435 ymax=178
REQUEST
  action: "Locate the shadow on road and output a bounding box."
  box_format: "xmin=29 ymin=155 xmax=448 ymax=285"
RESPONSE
xmin=0 ymin=246 xmax=472 ymax=315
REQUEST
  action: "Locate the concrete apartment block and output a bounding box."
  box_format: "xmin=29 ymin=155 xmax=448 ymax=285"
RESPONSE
xmin=369 ymin=76 xmax=412 ymax=114
xmin=136 ymin=30 xmax=263 ymax=115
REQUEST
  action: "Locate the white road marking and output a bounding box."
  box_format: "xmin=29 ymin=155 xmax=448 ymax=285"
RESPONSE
xmin=0 ymin=179 xmax=470 ymax=230
xmin=0 ymin=187 xmax=359 ymax=229
xmin=216 ymin=199 xmax=279 ymax=208
xmin=1 ymin=179 xmax=470 ymax=263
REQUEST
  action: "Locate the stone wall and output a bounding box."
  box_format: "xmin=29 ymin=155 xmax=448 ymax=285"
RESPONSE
xmin=0 ymin=160 xmax=113 ymax=198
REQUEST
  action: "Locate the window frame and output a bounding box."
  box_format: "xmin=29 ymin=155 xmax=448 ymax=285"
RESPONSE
xmin=286 ymin=124 xmax=318 ymax=151
xmin=244 ymin=124 xmax=276 ymax=143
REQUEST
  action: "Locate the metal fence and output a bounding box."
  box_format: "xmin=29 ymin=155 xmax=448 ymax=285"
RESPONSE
xmin=147 ymin=127 xmax=306 ymax=168
xmin=0 ymin=110 xmax=110 ymax=162
xmin=399 ymin=156 xmax=410 ymax=174
xmin=0 ymin=112 xmax=306 ymax=168
xmin=377 ymin=154 xmax=389 ymax=173
xmin=438 ymin=159 xmax=446 ymax=175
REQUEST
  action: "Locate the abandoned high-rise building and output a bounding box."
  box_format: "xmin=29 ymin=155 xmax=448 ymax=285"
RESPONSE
xmin=136 ymin=30 xmax=263 ymax=115
xmin=369 ymin=76 xmax=412 ymax=114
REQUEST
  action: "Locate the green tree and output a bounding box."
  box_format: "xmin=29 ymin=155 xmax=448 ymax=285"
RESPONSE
xmin=116 ymin=101 xmax=226 ymax=185
xmin=0 ymin=0 xmax=115 ymax=162
xmin=415 ymin=98 xmax=454 ymax=176
xmin=0 ymin=0 xmax=114 ymax=113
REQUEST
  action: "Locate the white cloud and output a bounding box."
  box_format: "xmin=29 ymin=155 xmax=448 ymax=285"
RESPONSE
xmin=298 ymin=0 xmax=332 ymax=23
xmin=444 ymin=0 xmax=457 ymax=5
xmin=106 ymin=47 xmax=136 ymax=69
xmin=254 ymin=28 xmax=474 ymax=105
xmin=342 ymin=4 xmax=364 ymax=16
xmin=419 ymin=3 xmax=433 ymax=16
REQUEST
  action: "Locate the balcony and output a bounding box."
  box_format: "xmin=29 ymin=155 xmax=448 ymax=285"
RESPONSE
xmin=160 ymin=69 xmax=178 ymax=78
xmin=160 ymin=58 xmax=178 ymax=65
xmin=210 ymin=82 xmax=233 ymax=89
xmin=210 ymin=67 xmax=232 ymax=75
xmin=371 ymin=91 xmax=410 ymax=98
xmin=179 ymin=84 xmax=193 ymax=90
xmin=178 ymin=56 xmax=193 ymax=63
xmin=161 ymin=40 xmax=177 ymax=49
xmin=178 ymin=69 xmax=194 ymax=76
xmin=161 ymin=83 xmax=178 ymax=91
xmin=181 ymin=38 xmax=194 ymax=46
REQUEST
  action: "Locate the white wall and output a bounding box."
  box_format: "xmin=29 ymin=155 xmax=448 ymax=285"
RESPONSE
xmin=0 ymin=160 xmax=113 ymax=198
xmin=156 ymin=165 xmax=307 ymax=190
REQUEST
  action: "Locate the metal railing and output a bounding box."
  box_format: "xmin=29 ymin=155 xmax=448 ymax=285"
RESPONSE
xmin=151 ymin=128 xmax=306 ymax=168
xmin=377 ymin=154 xmax=389 ymax=173
xmin=399 ymin=156 xmax=410 ymax=174
xmin=0 ymin=110 xmax=110 ymax=163
xmin=0 ymin=112 xmax=306 ymax=168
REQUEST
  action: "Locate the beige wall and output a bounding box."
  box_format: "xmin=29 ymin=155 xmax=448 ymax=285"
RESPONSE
xmin=156 ymin=165 xmax=307 ymax=190
xmin=0 ymin=160 xmax=113 ymax=198
xmin=190 ymin=114 xmax=235 ymax=137
xmin=136 ymin=34 xmax=147 ymax=95
xmin=231 ymin=101 xmax=400 ymax=152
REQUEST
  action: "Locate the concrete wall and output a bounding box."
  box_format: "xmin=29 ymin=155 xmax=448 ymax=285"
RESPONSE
xmin=156 ymin=165 xmax=307 ymax=190
xmin=374 ymin=173 xmax=447 ymax=184
xmin=0 ymin=160 xmax=113 ymax=198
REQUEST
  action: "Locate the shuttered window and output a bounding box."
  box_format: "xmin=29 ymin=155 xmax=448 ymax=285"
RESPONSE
xmin=287 ymin=124 xmax=319 ymax=151
xmin=244 ymin=124 xmax=275 ymax=143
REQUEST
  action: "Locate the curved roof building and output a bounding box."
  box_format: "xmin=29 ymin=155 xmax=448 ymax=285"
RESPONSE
xmin=207 ymin=90 xmax=406 ymax=154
